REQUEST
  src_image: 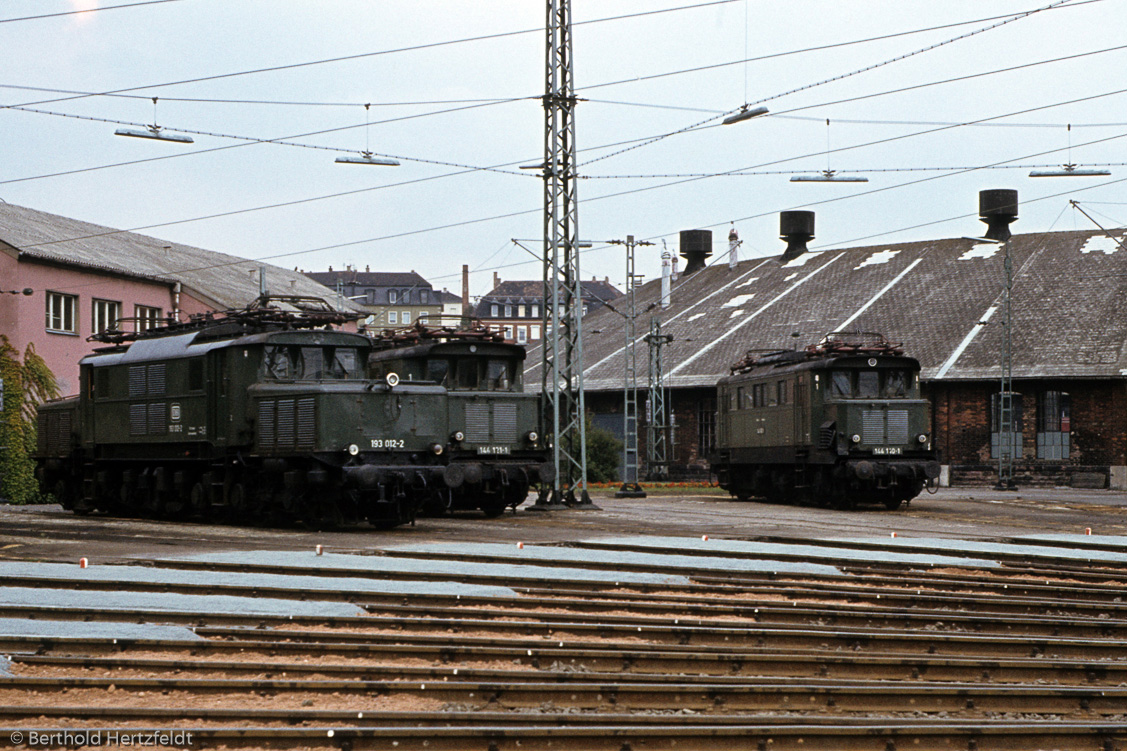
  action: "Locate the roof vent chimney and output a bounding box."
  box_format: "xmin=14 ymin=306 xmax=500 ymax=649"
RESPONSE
xmin=679 ymin=229 xmax=712 ymax=275
xmin=978 ymin=189 xmax=1018 ymax=242
xmin=780 ymin=210 xmax=815 ymax=262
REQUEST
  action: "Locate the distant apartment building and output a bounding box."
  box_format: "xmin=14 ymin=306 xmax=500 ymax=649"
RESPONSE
xmin=304 ymin=268 xmax=443 ymax=332
xmin=474 ymin=274 xmax=622 ymax=345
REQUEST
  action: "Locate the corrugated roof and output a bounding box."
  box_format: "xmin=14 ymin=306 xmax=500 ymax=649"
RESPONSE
xmin=1 ymin=202 xmax=353 ymax=312
xmin=305 ymin=270 xmax=431 ymax=289
xmin=525 ymin=229 xmax=1127 ymax=391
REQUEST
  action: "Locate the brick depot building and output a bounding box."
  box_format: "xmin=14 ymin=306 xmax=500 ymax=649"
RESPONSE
xmin=542 ymin=193 xmax=1127 ymax=489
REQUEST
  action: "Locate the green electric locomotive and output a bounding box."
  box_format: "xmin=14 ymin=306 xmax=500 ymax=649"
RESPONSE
xmin=710 ymin=332 xmax=940 ymax=510
xmin=35 ymin=298 xmax=548 ymax=527
xmin=367 ymin=325 xmax=549 ymax=517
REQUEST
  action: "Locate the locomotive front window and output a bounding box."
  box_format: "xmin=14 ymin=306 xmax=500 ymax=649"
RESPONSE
xmin=485 ymin=359 xmax=513 ymax=391
xmin=427 ymin=359 xmax=450 ymax=386
xmin=883 ymin=370 xmax=908 ymax=397
xmin=857 ymin=371 xmax=880 ymax=398
xmin=263 ymin=346 xmax=294 ymax=379
xmin=327 ymin=348 xmax=363 ymax=379
xmin=830 ymin=371 xmax=852 ymax=398
xmin=456 ymin=359 xmax=480 ymax=390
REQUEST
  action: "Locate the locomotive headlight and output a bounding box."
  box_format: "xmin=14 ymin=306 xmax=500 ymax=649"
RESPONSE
xmin=526 ymin=430 xmax=539 ymax=444
xmin=430 ymin=443 xmax=444 ymax=456
xmin=451 ymin=430 xmax=465 ymax=443
xmin=347 ymin=444 xmax=360 ymax=456
xmin=917 ymin=434 xmax=929 ymax=443
xmin=851 ymin=434 xmax=861 ymax=444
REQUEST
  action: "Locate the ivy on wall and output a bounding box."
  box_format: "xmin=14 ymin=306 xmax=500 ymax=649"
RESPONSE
xmin=0 ymin=337 xmax=59 ymax=504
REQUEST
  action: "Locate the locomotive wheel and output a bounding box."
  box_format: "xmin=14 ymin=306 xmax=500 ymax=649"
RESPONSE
xmin=479 ymin=496 xmax=508 ymax=518
xmin=189 ymin=482 xmax=210 ymax=517
xmin=883 ymin=497 xmax=904 ymax=511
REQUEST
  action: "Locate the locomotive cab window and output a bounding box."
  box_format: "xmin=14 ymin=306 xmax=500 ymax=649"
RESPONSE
xmin=263 ymin=346 xmax=363 ymax=381
xmin=857 ymin=371 xmax=880 ymax=399
xmin=828 ymin=369 xmax=915 ymax=399
xmin=485 ymin=359 xmax=513 ymax=391
xmin=426 ymin=359 xmax=449 ymax=386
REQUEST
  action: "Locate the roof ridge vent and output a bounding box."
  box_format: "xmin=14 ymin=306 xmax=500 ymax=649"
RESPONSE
xmin=979 ymin=189 xmax=1018 ymax=242
xmin=780 ymin=211 xmax=815 ymax=262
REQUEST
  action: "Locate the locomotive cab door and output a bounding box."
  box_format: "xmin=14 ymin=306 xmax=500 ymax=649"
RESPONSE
xmin=795 ymin=374 xmax=810 ymax=445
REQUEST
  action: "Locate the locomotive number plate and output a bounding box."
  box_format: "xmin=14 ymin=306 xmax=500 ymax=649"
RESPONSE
xmin=371 ymin=438 xmax=406 ymax=449
xmin=477 ymin=446 xmax=511 ymax=455
xmin=872 ymin=446 xmax=902 ymax=455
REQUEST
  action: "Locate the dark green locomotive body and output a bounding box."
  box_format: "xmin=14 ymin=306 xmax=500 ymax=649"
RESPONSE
xmin=711 ymin=338 xmax=940 ymax=510
xmin=37 ymin=324 xmax=425 ymax=527
xmin=368 ymin=338 xmax=550 ymax=517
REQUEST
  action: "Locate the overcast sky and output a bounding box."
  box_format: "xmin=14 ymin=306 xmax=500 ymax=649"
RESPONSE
xmin=2 ymin=0 xmax=1125 ymax=299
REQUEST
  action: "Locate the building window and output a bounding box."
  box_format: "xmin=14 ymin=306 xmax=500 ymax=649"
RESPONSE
xmin=1037 ymin=390 xmax=1070 ymax=460
xmin=418 ymin=313 xmax=428 ymax=324
xmin=401 ymin=310 xmax=411 ymax=324
xmin=420 ymin=290 xmax=429 ymax=304
xmin=531 ymin=303 xmax=540 ymax=318
xmin=45 ymin=292 xmax=77 ymax=334
xmin=389 ymin=311 xmax=398 ymax=324
xmin=517 ymin=326 xmax=527 ymax=343
xmin=503 ymin=325 xmax=514 ymax=340
xmin=518 ymin=304 xmax=526 ymax=318
xmin=990 ymin=392 xmax=1024 ymax=459
xmin=491 ymin=304 xmax=499 ymax=317
xmin=530 ymin=324 xmax=541 ymax=340
xmin=582 ymin=304 xmax=589 ymax=316
xmin=135 ymin=305 xmax=162 ymax=332
xmin=92 ymin=299 xmax=122 ymax=335
xmin=698 ymin=398 xmax=717 ymax=458
xmin=505 ymin=304 xmax=513 ymax=317
xmin=389 ymin=290 xmax=398 ymax=304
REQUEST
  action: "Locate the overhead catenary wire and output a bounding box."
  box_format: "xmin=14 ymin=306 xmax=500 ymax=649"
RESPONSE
xmin=0 ymin=0 xmax=185 ymax=25
xmin=1 ymin=0 xmax=748 ymax=112
xmin=581 ymin=0 xmax=1081 ymax=168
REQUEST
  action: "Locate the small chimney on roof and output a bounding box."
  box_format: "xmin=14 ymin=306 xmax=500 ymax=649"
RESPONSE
xmin=493 ymin=271 xmax=501 ymax=290
xmin=979 ymin=189 xmax=1018 ymax=242
xmin=780 ymin=211 xmax=815 ymax=262
xmin=462 ymin=265 xmax=470 ymax=313
xmin=660 ymin=251 xmax=672 ymax=308
xmin=728 ymin=227 xmax=740 ymax=270
xmin=679 ymin=229 xmax=712 ymax=275
xmin=366 ymin=264 xmax=370 ymax=272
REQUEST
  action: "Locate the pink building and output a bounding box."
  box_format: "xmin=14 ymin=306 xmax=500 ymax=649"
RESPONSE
xmin=1 ymin=203 xmax=351 ymax=396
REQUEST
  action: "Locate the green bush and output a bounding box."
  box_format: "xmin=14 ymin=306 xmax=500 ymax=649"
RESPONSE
xmin=585 ymin=416 xmax=623 ymax=484
xmin=0 ymin=337 xmax=58 ymax=504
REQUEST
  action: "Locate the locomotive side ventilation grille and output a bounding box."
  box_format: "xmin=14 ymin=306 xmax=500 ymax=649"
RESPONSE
xmin=37 ymin=410 xmax=72 ymax=455
xmin=128 ymin=364 xmax=166 ymax=397
xmin=258 ymin=397 xmax=316 ymax=451
xmin=463 ymin=403 xmax=517 ymax=443
xmin=862 ymin=409 xmax=910 ymax=444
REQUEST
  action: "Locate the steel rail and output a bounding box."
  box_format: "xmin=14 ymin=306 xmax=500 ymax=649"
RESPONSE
xmin=0 ymin=722 xmax=1124 ymax=751
xmin=149 ymin=555 xmax=1127 ymax=606
xmin=2 ymin=676 xmax=1127 ymax=714
xmin=14 ymin=652 xmax=1127 ymax=685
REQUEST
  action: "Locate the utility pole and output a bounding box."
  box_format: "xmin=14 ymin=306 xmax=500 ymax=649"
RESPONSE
xmin=995 ymin=238 xmax=1017 ymax=490
xmin=644 ymin=318 xmax=674 ymax=481
xmin=532 ymin=0 xmax=595 ymax=509
xmin=611 ymin=235 xmax=651 ymax=498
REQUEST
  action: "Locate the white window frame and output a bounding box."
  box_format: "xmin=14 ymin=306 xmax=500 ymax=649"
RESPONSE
xmin=517 ymin=326 xmax=528 ymax=343
xmin=503 ymin=325 xmax=514 ymax=340
xmin=504 ymin=304 xmax=512 ymax=317
xmin=388 ymin=311 xmax=398 ymax=324
xmin=531 ymin=304 xmax=539 ymax=318
xmin=491 ymin=303 xmax=499 ymax=317
xmin=389 ymin=290 xmax=398 ymax=304
xmin=134 ymin=304 xmax=162 ymax=332
xmin=530 ymin=324 xmax=541 ymax=340
xmin=401 ymin=310 xmax=411 ymax=324
xmin=46 ymin=291 xmax=77 ymax=334
xmin=92 ymin=299 xmax=122 ymax=336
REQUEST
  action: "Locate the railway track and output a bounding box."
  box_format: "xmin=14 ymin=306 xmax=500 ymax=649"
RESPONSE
xmin=1 ymin=534 xmax=1126 ymax=750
